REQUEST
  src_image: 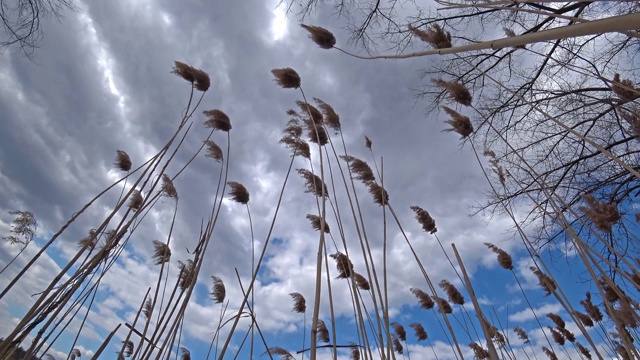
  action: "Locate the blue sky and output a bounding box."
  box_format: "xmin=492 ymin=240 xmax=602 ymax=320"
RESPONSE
xmin=0 ymin=0 xmax=638 ymax=359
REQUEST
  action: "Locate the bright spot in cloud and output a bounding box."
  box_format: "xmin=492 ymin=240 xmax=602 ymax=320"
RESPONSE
xmin=270 ymin=3 xmax=288 ymax=41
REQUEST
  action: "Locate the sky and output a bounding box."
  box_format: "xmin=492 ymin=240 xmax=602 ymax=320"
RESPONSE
xmin=0 ymin=0 xmax=632 ymax=359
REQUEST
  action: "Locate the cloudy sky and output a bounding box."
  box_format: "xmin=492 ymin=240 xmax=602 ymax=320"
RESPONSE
xmin=0 ymin=0 xmax=622 ymax=359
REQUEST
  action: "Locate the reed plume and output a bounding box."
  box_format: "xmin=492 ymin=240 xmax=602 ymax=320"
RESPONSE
xmin=340 ymin=155 xmax=375 ymax=182
xmin=542 ymin=346 xmax=558 ymax=360
xmin=271 ymin=68 xmax=301 ymax=89
xmin=330 ymin=252 xmax=353 ymax=278
xmin=172 ymin=61 xmax=210 ymax=92
xmin=366 ymin=181 xmax=388 ymax=206
xmin=364 ymin=136 xmax=372 ymax=150
xmin=297 ymin=101 xmax=323 ymax=124
xmin=77 ymin=229 xmax=97 ymax=249
xmin=530 ymin=266 xmax=557 ymax=296
xmin=114 ymin=150 xmax=132 ymax=172
xmin=264 ymin=347 xmax=295 ymax=360
xmin=439 ymin=279 xmax=465 ymax=305
xmin=442 ymin=106 xmax=473 ymax=138
xmin=353 ymin=272 xmax=370 ymax=290
xmin=572 ymin=311 xmax=594 ymax=327
xmin=306 ymin=214 xmax=330 ymax=233
xmin=433 ymin=295 xmax=453 ymax=314
xmin=546 ymin=313 xmax=565 ymax=329
xmin=143 ymin=297 xmax=152 ymax=319
xmin=581 ymin=292 xmax=603 ymax=322
xmin=203 ymin=109 xmax=232 ymax=132
xmin=579 ymin=194 xmax=621 ymax=232
xmin=178 ymin=260 xmax=196 ymax=291
xmin=297 ymin=169 xmax=329 ymax=197
xmin=180 ymin=347 xmax=191 ymax=360
xmin=314 ymin=98 xmax=341 ymax=131
xmin=349 ymin=343 xmax=360 ymax=360
xmin=434 ymin=80 xmax=473 ymax=106
xmin=204 ymin=140 xmax=223 ymax=162
xmin=289 ymin=292 xmax=306 ymax=313
xmin=151 ymin=240 xmax=171 ymax=265
xmin=620 ymin=107 xmax=640 ymax=140
xmin=390 ymin=322 xmax=407 ymax=341
xmin=300 ymin=24 xmax=336 ymax=49
xmin=283 ymin=119 xmax=303 ymax=138
xmin=227 ymin=181 xmax=250 ymax=204
xmin=305 ymin=119 xmax=329 ymax=145
xmin=408 ymin=24 xmax=451 ymax=49
xmin=410 ymin=288 xmax=435 ymax=309
xmin=392 ymin=336 xmax=403 ymax=354
xmin=577 ymin=342 xmax=592 ymax=359
xmin=612 ymin=74 xmax=639 ymax=101
xmin=469 ymin=342 xmax=490 ymax=359
xmin=558 ymin=327 xmax=575 ymax=343
xmin=128 ymin=190 xmax=143 ymax=210
xmin=210 ymin=276 xmax=225 ymax=303
xmin=513 ymin=326 xmax=530 ymax=344
xmin=122 ymin=340 xmax=133 ymax=357
xmin=484 ymin=242 xmax=513 ymax=270
xmin=280 ymin=135 xmax=311 ymax=158
xmin=69 ymin=349 xmax=81 ymax=360
xmin=410 ymin=205 xmax=437 ymax=234
xmin=548 ymin=326 xmax=565 ymax=346
xmin=161 ymin=174 xmax=178 ymax=199
xmin=316 ymin=319 xmax=330 ymax=343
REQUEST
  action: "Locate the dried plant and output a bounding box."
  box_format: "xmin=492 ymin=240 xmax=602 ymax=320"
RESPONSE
xmin=297 ymin=168 xmax=328 ymax=197
xmin=581 ymin=292 xmax=603 ymax=322
xmin=579 ymin=194 xmax=621 ymax=232
xmin=530 ymin=266 xmax=557 ymax=296
xmin=439 ymin=279 xmax=465 ymax=305
xmin=548 ymin=326 xmax=565 ymax=346
xmin=434 ymin=80 xmax=473 ymax=106
xmin=122 ymin=340 xmax=133 ymax=357
xmin=469 ymin=342 xmax=490 ymax=359
xmin=172 ymin=61 xmax=210 ymax=92
xmin=410 ymin=205 xmax=437 ymax=234
xmin=283 ymin=119 xmax=303 ymax=138
xmin=364 ymin=136 xmax=372 ymax=150
xmin=484 ymin=243 xmax=513 ymax=270
xmin=271 ymin=67 xmax=301 ymax=89
xmin=161 ymin=174 xmax=178 ymax=199
xmin=317 ymin=319 xmax=330 ymax=343
xmin=433 ymin=295 xmax=453 ymax=314
xmin=330 ymin=252 xmax=353 ymax=278
xmin=151 ymin=240 xmax=171 ymax=265
xmin=180 ymin=347 xmax=191 ymax=360
xmin=300 ymin=24 xmax=336 ymax=49
xmin=410 ymin=288 xmax=435 ymax=309
xmin=142 ymin=297 xmax=152 ymax=319
xmin=390 ymin=322 xmax=407 ymax=341
xmin=542 ymin=346 xmax=558 ymax=360
xmin=612 ymin=73 xmax=639 ymax=101
xmin=558 ymin=327 xmax=575 ymax=343
xmin=297 ymin=101 xmax=323 ymax=124
xmin=392 ymin=336 xmax=403 ymax=354
xmin=178 ymin=260 xmax=196 ymax=291
xmin=69 ymin=349 xmax=81 ymax=360
xmin=128 ymin=190 xmax=143 ymax=210
xmin=289 ymin=292 xmax=306 ymax=313
xmin=366 ymin=181 xmax=388 ymax=206
xmin=306 ymin=214 xmax=330 ymax=233
xmin=513 ymin=326 xmax=530 ymax=344
xmin=349 ymin=343 xmax=361 ymax=360
xmin=203 ymin=109 xmax=232 ymax=132
xmin=353 ymin=272 xmax=370 ymax=291
xmin=572 ymin=311 xmax=594 ymax=327
xmin=264 ymin=347 xmax=295 ymax=360
xmin=304 ymin=119 xmax=329 ymax=145
xmin=483 ymin=149 xmax=507 ymax=185
xmin=547 ymin=313 xmax=565 ymax=329
xmin=340 ymin=155 xmax=375 ymax=182
xmin=577 ymin=342 xmax=592 ymax=359
xmin=279 ymin=135 xmax=311 ymax=158
xmin=408 ymin=24 xmax=451 ymax=49
xmin=210 ymin=276 xmax=225 ymax=303
xmin=620 ymin=107 xmax=640 ymax=140
xmin=314 ymin=98 xmax=341 ymax=131
xmin=442 ymin=106 xmax=473 ymax=138
xmin=227 ymin=181 xmax=250 ymax=204
xmin=410 ymin=322 xmax=428 ymax=341
xmin=2 ymin=210 xmax=37 ymax=245
xmin=78 ymin=229 xmax=97 ymax=249
xmin=204 ymin=140 xmax=223 ymax=162
xmin=114 ymin=150 xmax=132 ymax=172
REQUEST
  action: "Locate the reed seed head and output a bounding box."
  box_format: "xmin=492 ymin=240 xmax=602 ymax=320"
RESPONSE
xmin=340 ymin=155 xmax=375 ymax=182
xmin=442 ymin=106 xmax=473 ymax=137
xmin=513 ymin=326 xmax=530 ymax=344
xmin=289 ymin=292 xmax=306 ymax=313
xmin=306 ymin=214 xmax=330 ymax=233
xmin=317 ymin=319 xmax=330 ymax=343
xmin=577 ymin=342 xmax=591 ymax=359
xmin=408 ymin=24 xmax=451 ymax=49
xmin=410 ymin=322 xmax=428 ymax=341
xmin=114 ymin=150 xmax=132 ymax=172
xmin=349 ymin=343 xmax=361 ymax=360
xmin=619 ymin=107 xmax=640 ymax=141
xmin=392 ymin=336 xmax=403 ymax=355
xmin=280 ymin=135 xmax=311 ymax=158
xmin=530 ymin=266 xmax=556 ymax=296
xmin=558 ymin=327 xmax=575 ymax=343
xmin=542 ymin=346 xmax=558 ymax=360
xmin=353 ymin=272 xmax=370 ymax=291
xmin=128 ymin=190 xmax=143 ymax=210
xmin=227 ymin=181 xmax=250 ymax=204
xmin=391 ymin=322 xmax=407 ymax=342
xmin=434 ymin=80 xmax=473 ymax=106
xmin=484 ymin=243 xmax=513 ymax=270
xmin=579 ymin=194 xmax=621 ymax=233
xmin=152 ymin=240 xmax=171 ymax=265
xmin=314 ymin=98 xmax=341 ymax=131
xmin=283 ymin=119 xmax=304 ymax=138
xmin=178 ymin=260 xmax=196 ymax=291
xmin=469 ymin=342 xmax=490 ymax=359
xmin=297 ymin=169 xmax=329 ymax=197
xmin=439 ymin=279 xmax=465 ymax=305
xmin=365 ymin=136 xmax=372 ymax=150
xmin=172 ymin=61 xmax=210 ymax=92
xmin=548 ymin=326 xmax=565 ymax=346
xmin=180 ymin=347 xmax=191 ymax=360
xmin=572 ymin=311 xmax=594 ymax=327
xmin=296 ymin=102 xmax=323 ymax=125
xmin=143 ymin=297 xmax=152 ymax=319
xmin=122 ymin=340 xmax=134 ymax=357
xmin=581 ymin=292 xmax=603 ymax=322
xmin=271 ymin=67 xmax=301 ymax=89
xmin=612 ymin=74 xmax=639 ymax=102
xmin=264 ymin=347 xmax=295 ymax=360
xmin=204 ymin=140 xmax=223 ymax=162
xmin=210 ymin=276 xmax=226 ymax=303
xmin=301 ymin=24 xmax=336 ymax=49
xmin=161 ymin=174 xmax=178 ymax=199
xmin=410 ymin=287 xmax=435 ymax=309
xmin=304 ymin=119 xmax=329 ymax=145
xmin=366 ymin=181 xmax=389 ymax=206
xmin=203 ymin=109 xmax=232 ymax=131
xmin=330 ymin=252 xmax=354 ymax=279
xmin=547 ymin=313 xmax=565 ymax=329
xmin=433 ymin=295 xmax=453 ymax=314
xmin=410 ymin=205 xmax=437 ymax=234
xmin=78 ymin=229 xmax=97 ymax=249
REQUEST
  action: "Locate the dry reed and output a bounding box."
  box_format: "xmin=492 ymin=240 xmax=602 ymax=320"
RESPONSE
xmin=203 ymin=109 xmax=232 ymax=132
xmin=300 ymin=24 xmax=336 ymax=49
xmin=114 ymin=150 xmax=132 ymax=172
xmin=434 ymin=80 xmax=473 ymax=106
xmin=271 ymin=68 xmax=301 ymax=89
xmin=289 ymin=292 xmax=306 ymax=313
xmin=210 ymin=276 xmax=225 ymax=303
xmin=408 ymin=24 xmax=451 ymax=49
xmin=227 ymin=181 xmax=250 ymax=204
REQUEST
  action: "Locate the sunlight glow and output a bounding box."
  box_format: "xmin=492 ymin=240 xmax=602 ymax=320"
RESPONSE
xmin=270 ymin=3 xmax=288 ymax=41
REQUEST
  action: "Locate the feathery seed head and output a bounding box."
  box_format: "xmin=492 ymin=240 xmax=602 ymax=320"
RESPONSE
xmin=439 ymin=279 xmax=465 ymax=305
xmin=152 ymin=240 xmax=171 ymax=265
xmin=264 ymin=347 xmax=295 ymax=360
xmin=366 ymin=181 xmax=388 ymax=206
xmin=548 ymin=326 xmax=565 ymax=346
xmin=178 ymin=260 xmax=196 ymax=291
xmin=410 ymin=287 xmax=435 ymax=309
xmin=172 ymin=61 xmax=210 ymax=92
xmin=114 ymin=150 xmax=132 ymax=172
xmin=180 ymin=347 xmax=191 ymax=360
xmin=433 ymin=295 xmax=453 ymax=313
xmin=306 ymin=214 xmax=330 ymax=233
xmin=572 ymin=311 xmax=594 ymax=327
xmin=161 ymin=174 xmax=178 ymax=199
xmin=434 ymin=80 xmax=473 ymax=106
xmin=143 ymin=297 xmax=152 ymax=319
xmin=271 ymin=67 xmax=301 ymax=89
xmin=211 ymin=276 xmax=226 ymax=303
xmin=530 ymin=266 xmax=556 ymax=296
xmin=469 ymin=342 xmax=490 ymax=359
xmin=297 ymin=168 xmax=329 ymax=197
xmin=612 ymin=74 xmax=639 ymax=102
xmin=128 ymin=190 xmax=143 ymax=210
xmin=330 ymin=252 xmax=354 ymax=279
xmin=392 ymin=336 xmax=403 ymax=355
xmin=314 ymin=98 xmax=341 ymax=131
xmin=305 ymin=120 xmax=329 ymax=145
xmin=365 ymin=136 xmax=372 ymax=150
xmin=442 ymin=106 xmax=473 ymax=137
xmin=547 ymin=313 xmax=565 ymax=329
xmin=484 ymin=242 xmax=513 ymax=270
xmin=227 ymin=181 xmax=250 ymax=204
xmin=204 ymin=140 xmax=223 ymax=162
xmin=581 ymin=292 xmax=603 ymax=322
xmin=280 ymin=135 xmax=311 ymax=158
xmin=349 ymin=343 xmax=361 ymax=360
xmin=410 ymin=322 xmax=428 ymax=341
xmin=301 ymin=24 xmax=336 ymax=49
xmin=391 ymin=322 xmax=407 ymax=342
xmin=409 ymin=24 xmax=451 ymax=49
xmin=296 ymin=101 xmax=323 ymax=124
xmin=542 ymin=346 xmax=558 ymax=360
xmin=410 ymin=205 xmax=437 ymax=234
xmin=289 ymin=292 xmax=306 ymax=313
xmin=203 ymin=109 xmax=232 ymax=131
xmin=579 ymin=194 xmax=621 ymax=233
xmin=317 ymin=320 xmax=330 ymax=343
xmin=122 ymin=341 xmax=134 ymax=357
xmin=513 ymin=326 xmax=530 ymax=344
xmin=340 ymin=155 xmax=375 ymax=182
xmin=577 ymin=342 xmax=591 ymax=359
xmin=353 ymin=272 xmax=370 ymax=290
